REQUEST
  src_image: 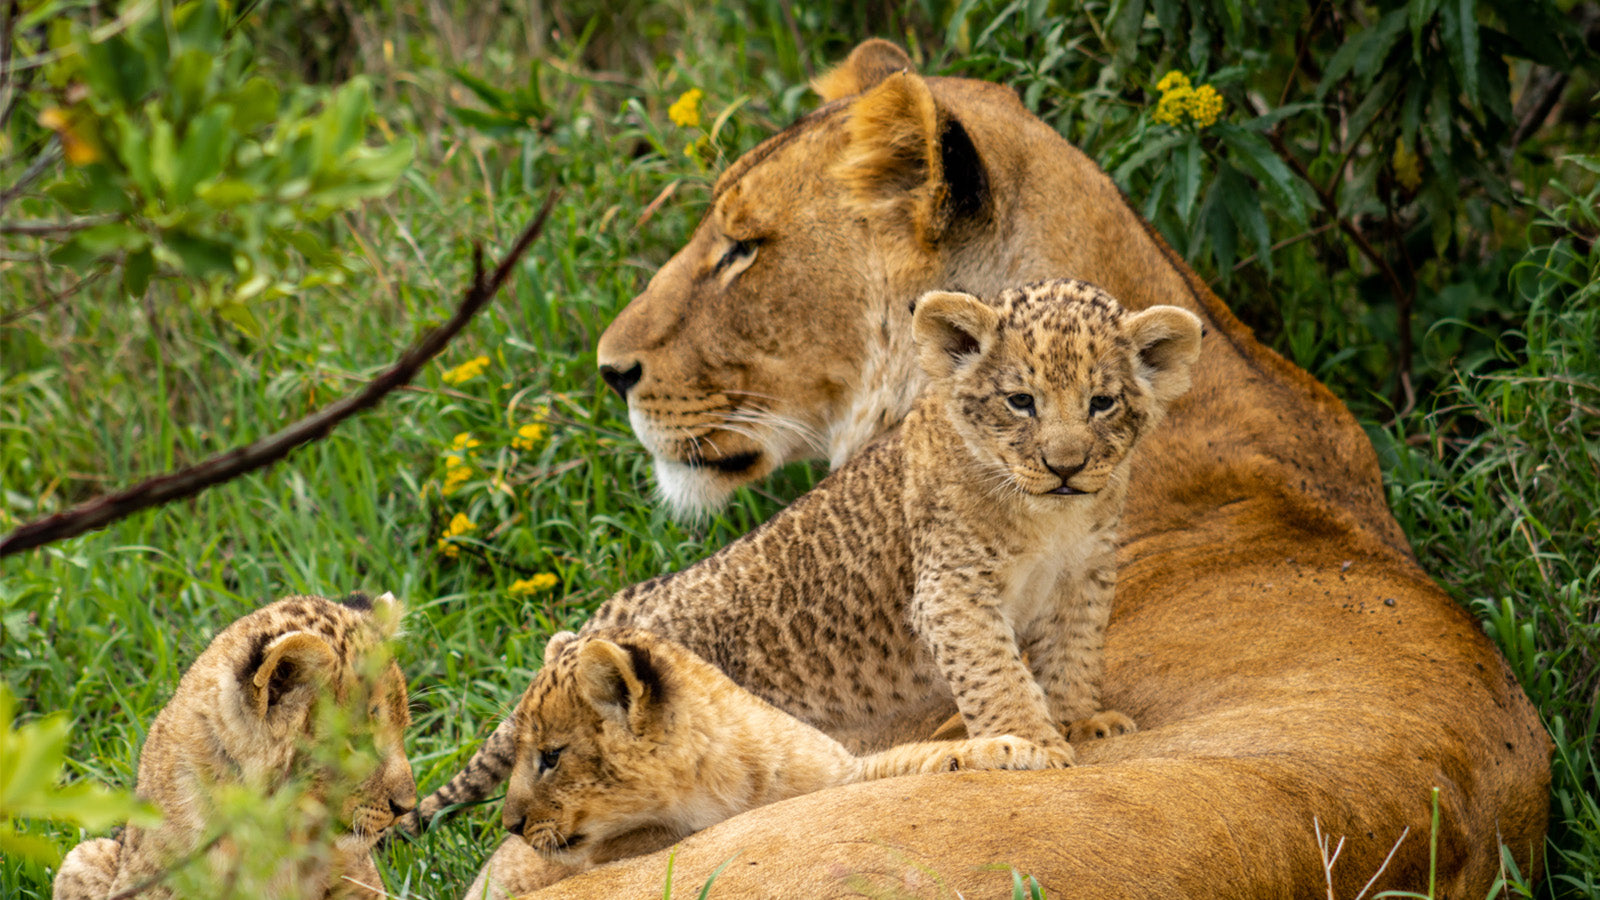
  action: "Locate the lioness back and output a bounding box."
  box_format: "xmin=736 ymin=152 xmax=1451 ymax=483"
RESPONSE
xmin=52 ymin=593 xmax=415 ymax=900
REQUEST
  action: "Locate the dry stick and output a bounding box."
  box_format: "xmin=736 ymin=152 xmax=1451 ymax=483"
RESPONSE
xmin=0 ymin=187 xmax=560 ymax=559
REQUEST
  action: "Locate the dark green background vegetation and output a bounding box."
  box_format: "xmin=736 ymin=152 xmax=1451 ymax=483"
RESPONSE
xmin=2 ymin=0 xmax=1595 ymax=896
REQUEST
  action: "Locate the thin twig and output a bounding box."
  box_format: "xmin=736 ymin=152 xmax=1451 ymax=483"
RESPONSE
xmin=0 ymin=188 xmax=560 ymax=558
xmin=1352 ymin=826 xmax=1411 ymax=900
xmin=104 ymin=831 xmax=228 ymax=900
xmin=0 ymin=215 xmax=117 ymax=235
xmin=0 ymin=144 xmax=63 ymax=214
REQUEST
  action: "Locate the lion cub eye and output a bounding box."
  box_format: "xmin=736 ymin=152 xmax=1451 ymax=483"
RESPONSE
xmin=1006 ymin=393 xmax=1036 ymax=415
xmin=538 ymin=747 xmax=564 ymax=773
xmin=1089 ymin=395 xmax=1116 ymax=413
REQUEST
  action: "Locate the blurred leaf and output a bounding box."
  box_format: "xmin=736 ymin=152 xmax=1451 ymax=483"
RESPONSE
xmin=123 ymin=246 xmax=154 ymax=297
xmin=1214 ymin=124 xmax=1307 ymax=225
xmin=165 ymin=231 xmax=236 ymax=277
xmin=1175 ymin=135 xmax=1201 ymax=222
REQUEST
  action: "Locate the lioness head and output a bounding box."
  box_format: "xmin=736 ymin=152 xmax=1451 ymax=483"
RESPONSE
xmin=196 ymin=592 xmax=415 ymax=847
xmin=502 ymin=629 xmax=709 ymax=867
xmin=914 ymin=280 xmax=1201 ymax=497
xmin=598 ymin=39 xmax=1026 ymax=518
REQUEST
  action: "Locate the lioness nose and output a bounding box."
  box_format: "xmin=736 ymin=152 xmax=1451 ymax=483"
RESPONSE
xmin=599 ymin=361 xmax=643 ymax=399
xmin=388 ymin=798 xmax=414 ymax=818
xmin=505 ymin=815 xmax=527 ymax=837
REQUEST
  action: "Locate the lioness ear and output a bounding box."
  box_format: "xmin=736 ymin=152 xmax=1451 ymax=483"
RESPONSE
xmin=249 ymin=631 xmax=339 ymax=720
xmin=576 ymin=640 xmax=662 ymax=734
xmin=1124 ymin=306 xmax=1204 ymax=406
xmin=813 ymin=38 xmax=914 ymax=102
xmin=914 ymin=290 xmax=1000 ymax=380
xmin=835 ymin=71 xmax=987 ymax=244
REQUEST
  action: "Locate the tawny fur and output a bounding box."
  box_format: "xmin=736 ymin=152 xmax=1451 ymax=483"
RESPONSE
xmin=545 ymin=39 xmax=1547 ymax=900
xmin=412 ymin=280 xmax=1198 ymax=858
xmin=462 ymin=628 xmax=1058 ymax=898
xmin=52 ymin=594 xmax=415 ymax=900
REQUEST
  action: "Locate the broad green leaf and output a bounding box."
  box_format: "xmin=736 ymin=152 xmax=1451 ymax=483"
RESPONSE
xmin=174 ymin=104 xmax=234 ymax=201
xmin=1353 ymin=9 xmax=1408 ymax=88
xmin=0 ymin=828 xmax=62 ymax=867
xmin=232 ymin=78 xmax=280 ymax=133
xmin=1219 ymin=167 xmax=1271 ymax=277
xmin=164 ymin=230 xmax=236 ymax=277
xmin=0 ymin=715 xmax=67 ymax=807
xmin=1215 ymin=124 xmax=1307 ymax=225
xmin=198 ymin=178 xmax=263 ymax=208
xmin=1315 ymin=30 xmax=1366 ymax=99
xmin=1110 ymin=130 xmax=1187 ymax=186
xmin=167 ymin=48 xmax=215 ymax=126
xmin=321 ymin=76 xmax=373 ymax=165
xmin=81 ymin=34 xmax=153 ymax=110
xmin=1174 ymin=136 xmax=1202 ymax=222
xmin=147 ymin=110 xmax=177 ymax=199
xmin=124 ymin=245 xmax=154 ymax=297
xmin=1409 ymin=0 xmax=1442 ymax=67
xmin=74 ymin=222 xmax=147 ymax=256
xmin=1439 ymin=0 xmax=1480 ymax=108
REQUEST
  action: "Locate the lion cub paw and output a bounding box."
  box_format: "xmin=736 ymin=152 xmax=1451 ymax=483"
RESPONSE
xmin=1066 ymin=710 xmax=1137 ymax=743
xmin=938 ymin=735 xmax=1072 ymax=772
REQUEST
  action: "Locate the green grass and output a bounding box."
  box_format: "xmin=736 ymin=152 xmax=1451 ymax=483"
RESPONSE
xmin=2 ymin=2 xmax=1596 ymax=898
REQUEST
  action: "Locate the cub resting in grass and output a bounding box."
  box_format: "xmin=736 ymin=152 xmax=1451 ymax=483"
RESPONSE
xmin=52 ymin=593 xmax=415 ymax=900
xmin=424 ymin=278 xmax=1202 ymax=891
xmin=499 ymin=627 xmax=1057 ymax=870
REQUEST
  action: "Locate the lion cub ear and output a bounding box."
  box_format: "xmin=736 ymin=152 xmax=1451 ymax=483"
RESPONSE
xmin=813 ymin=38 xmax=914 ymax=102
xmin=249 ymin=631 xmax=339 ymax=720
xmin=1124 ymin=305 xmax=1204 ymax=406
xmin=575 ymin=640 xmax=663 ymax=735
xmin=913 ymin=290 xmax=1000 ymax=380
xmin=544 ymin=631 xmax=579 ymax=664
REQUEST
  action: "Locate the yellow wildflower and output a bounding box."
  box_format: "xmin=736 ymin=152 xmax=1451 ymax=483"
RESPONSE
xmin=1152 ymin=72 xmax=1223 ymax=129
xmin=668 ymin=88 xmax=703 ymax=128
xmin=513 ymin=422 xmax=547 ymax=451
xmin=1392 ymin=138 xmax=1422 ymax=191
xmin=1156 ymin=71 xmax=1191 ymax=93
xmin=509 ymin=573 xmax=559 ymax=595
xmin=39 ymin=107 xmax=99 ymax=166
xmin=1188 ymin=85 xmax=1223 ymax=128
xmin=684 ymin=134 xmax=712 ymax=169
xmin=437 ymin=512 xmax=477 ymax=558
xmin=451 ymin=432 xmax=481 ymax=452
xmin=442 ymin=464 xmax=472 ymax=495
xmin=441 ymin=355 xmax=489 ymax=385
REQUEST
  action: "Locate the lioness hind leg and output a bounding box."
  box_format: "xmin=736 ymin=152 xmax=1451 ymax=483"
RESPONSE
xmin=53 ymin=837 xmax=119 ymax=900
xmin=1066 ymin=710 xmax=1137 ymax=743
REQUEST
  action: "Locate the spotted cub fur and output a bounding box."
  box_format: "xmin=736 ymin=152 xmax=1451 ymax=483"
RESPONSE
xmin=413 ymin=279 xmax=1203 ymax=843
xmin=459 ymin=627 xmax=1056 ymax=894
xmin=52 ymin=593 xmax=415 ymax=900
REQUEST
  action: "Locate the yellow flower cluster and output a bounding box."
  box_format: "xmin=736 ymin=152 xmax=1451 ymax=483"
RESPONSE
xmin=437 ymin=512 xmax=477 ymax=558
xmin=441 ymin=355 xmax=489 ymax=386
xmin=1152 ymin=72 xmax=1223 ymax=129
xmin=1392 ymin=138 xmax=1423 ymax=191
xmin=513 ymin=406 xmax=550 ymax=451
xmin=668 ymin=88 xmax=703 ymax=128
xmin=441 ymin=431 xmax=479 ymax=495
xmin=509 ymin=573 xmax=559 ymax=595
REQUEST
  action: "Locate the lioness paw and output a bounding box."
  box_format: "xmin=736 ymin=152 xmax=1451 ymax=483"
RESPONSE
xmin=939 ymin=736 xmax=1071 ymax=772
xmin=1067 ymin=710 xmax=1137 ymax=742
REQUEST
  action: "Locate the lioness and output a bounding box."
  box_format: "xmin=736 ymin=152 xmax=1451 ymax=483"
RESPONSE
xmin=535 ymin=38 xmax=1548 ymax=899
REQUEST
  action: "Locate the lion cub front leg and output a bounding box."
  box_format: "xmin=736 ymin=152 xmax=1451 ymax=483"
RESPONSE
xmin=910 ymin=570 xmax=1075 ymax=766
xmin=1023 ymin=566 xmax=1136 ymax=743
xmin=53 ymin=837 xmax=120 ymax=900
xmin=856 ymin=735 xmax=1064 ymax=778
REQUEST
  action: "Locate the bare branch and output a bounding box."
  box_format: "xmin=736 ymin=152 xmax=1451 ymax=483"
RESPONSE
xmin=0 ymin=144 xmax=63 ymax=214
xmin=0 ymin=187 xmax=560 ymax=558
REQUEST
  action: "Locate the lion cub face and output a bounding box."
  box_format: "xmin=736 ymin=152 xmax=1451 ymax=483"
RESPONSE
xmin=502 ymin=631 xmax=685 ymax=867
xmin=913 ymin=280 xmax=1202 ymax=500
xmin=199 ymin=592 xmax=415 ymax=847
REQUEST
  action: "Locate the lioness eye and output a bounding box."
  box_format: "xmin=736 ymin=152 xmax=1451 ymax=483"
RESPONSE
xmin=1006 ymin=393 xmax=1036 ymax=414
xmin=1089 ymin=395 xmax=1115 ymax=413
xmin=538 ymin=747 xmax=563 ymax=772
xmin=715 ymin=239 xmax=757 ymax=273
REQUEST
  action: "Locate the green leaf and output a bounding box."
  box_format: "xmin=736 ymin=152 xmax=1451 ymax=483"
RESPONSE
xmin=74 ymin=222 xmax=147 ymax=256
xmin=1314 ymin=30 xmax=1365 ymax=99
xmin=164 ymin=230 xmax=236 ymax=277
xmin=147 ymin=110 xmax=177 ymax=199
xmin=81 ymin=34 xmax=153 ymax=110
xmin=1174 ymin=136 xmax=1202 ymax=222
xmin=1409 ymin=0 xmax=1442 ymax=67
xmin=197 ymin=178 xmax=263 ymax=208
xmin=320 ymin=76 xmax=373 ymax=166
xmin=451 ymin=69 xmax=515 ymax=114
xmin=124 ymin=245 xmax=154 ymax=297
xmin=1353 ymin=9 xmax=1408 ymax=88
xmin=47 ymin=238 xmax=98 ymax=273
xmin=1110 ymin=130 xmax=1187 ymax=187
xmin=167 ymin=48 xmax=215 ymax=126
xmin=1439 ymin=0 xmax=1480 ymax=108
xmin=1219 ymin=166 xmax=1271 ymax=276
xmin=174 ymin=104 xmax=234 ymax=201
xmin=232 ymin=78 xmax=280 ymax=133
xmin=1214 ymin=124 xmax=1307 ymax=225
xmin=0 ymin=828 xmax=62 ymax=867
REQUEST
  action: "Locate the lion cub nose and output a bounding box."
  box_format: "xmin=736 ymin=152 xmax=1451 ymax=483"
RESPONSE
xmin=1045 ymin=457 xmax=1086 ymax=482
xmin=600 ymin=361 xmax=643 ymax=399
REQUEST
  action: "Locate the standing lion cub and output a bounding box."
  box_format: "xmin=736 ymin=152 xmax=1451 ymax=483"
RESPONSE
xmin=424 ymin=279 xmax=1203 ymax=891
xmin=52 ymin=593 xmax=415 ymax=900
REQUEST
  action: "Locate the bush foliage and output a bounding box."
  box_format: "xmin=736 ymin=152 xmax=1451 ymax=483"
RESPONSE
xmin=2 ymin=0 xmax=1595 ymax=897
